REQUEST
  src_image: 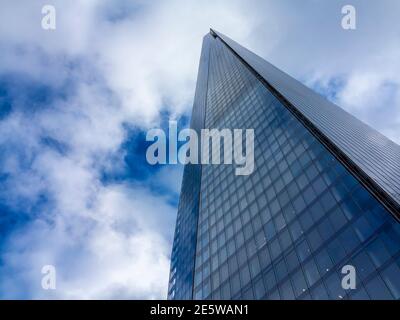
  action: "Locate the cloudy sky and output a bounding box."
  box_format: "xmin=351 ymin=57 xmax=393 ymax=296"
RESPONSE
xmin=0 ymin=0 xmax=399 ymax=299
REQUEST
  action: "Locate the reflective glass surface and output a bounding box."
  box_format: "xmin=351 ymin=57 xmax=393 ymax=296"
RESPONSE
xmin=168 ymin=35 xmax=211 ymax=300
xmin=194 ymin=39 xmax=400 ymax=299
xmin=213 ymin=30 xmax=400 ymax=206
xmin=169 ymin=33 xmax=400 ymax=300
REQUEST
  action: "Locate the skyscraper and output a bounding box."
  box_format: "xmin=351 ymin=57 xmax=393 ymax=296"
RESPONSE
xmin=168 ymin=29 xmax=400 ymax=300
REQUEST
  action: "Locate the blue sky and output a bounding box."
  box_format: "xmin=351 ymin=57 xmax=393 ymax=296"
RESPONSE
xmin=0 ymin=0 xmax=399 ymax=299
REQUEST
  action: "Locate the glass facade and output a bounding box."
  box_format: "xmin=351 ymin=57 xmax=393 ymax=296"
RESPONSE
xmin=168 ymin=35 xmax=211 ymax=300
xmin=168 ymin=31 xmax=400 ymax=300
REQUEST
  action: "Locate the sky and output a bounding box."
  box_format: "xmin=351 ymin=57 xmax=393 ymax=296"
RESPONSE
xmin=0 ymin=0 xmax=399 ymax=299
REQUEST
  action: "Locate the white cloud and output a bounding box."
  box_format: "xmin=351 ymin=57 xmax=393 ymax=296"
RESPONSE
xmin=1 ymin=184 xmax=175 ymax=299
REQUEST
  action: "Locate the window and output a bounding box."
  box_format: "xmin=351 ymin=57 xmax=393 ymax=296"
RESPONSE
xmin=329 ymin=207 xmax=347 ymax=232
xmin=279 ymin=229 xmax=292 ymax=252
xmin=293 ymin=195 xmax=307 ymax=213
xmin=254 ymin=276 xmax=266 ymax=299
xmin=285 ymin=250 xmax=300 ymax=273
xmin=303 ymin=259 xmax=320 ymax=286
xmin=352 ymin=251 xmax=375 ymax=281
xmin=318 ymin=218 xmax=334 ymax=241
xmin=263 ymin=269 xmax=277 ymax=292
xmin=249 ymin=255 xmax=261 ymax=278
xmin=289 ymin=220 xmax=303 ymax=242
xmin=314 ymin=249 xmax=333 ymax=274
xmin=311 ymin=283 xmax=329 ymax=300
xmin=258 ymin=246 xmax=271 ymax=270
xmin=280 ymin=279 xmax=295 ymax=300
xmin=228 ymin=255 xmax=238 ymax=274
xmin=264 ymin=220 xmax=276 ymax=240
xmin=230 ymin=272 xmax=241 ymax=296
xmin=291 ymin=269 xmax=308 ymax=297
xmin=339 ymin=226 xmax=360 ymax=254
xmin=239 ymin=264 xmax=251 ymax=288
xmin=324 ymin=273 xmax=346 ymax=299
xmin=349 ymin=285 xmax=370 ymax=300
xmin=381 ymin=262 xmax=400 ymax=299
xmin=270 ymin=238 xmax=281 ymax=261
xmin=307 ymin=229 xmax=323 ymax=252
xmin=275 ymin=259 xmax=288 ymax=282
xmin=309 ymin=201 xmax=324 ymax=222
xmin=296 ymin=240 xmax=311 ymax=263
xmin=365 ymin=275 xmax=393 ymax=300
xmin=274 ymin=214 xmax=286 ymax=232
xmin=221 ymin=281 xmax=231 ymax=299
xmin=303 ymin=185 xmax=317 ymax=205
xmin=326 ymin=239 xmax=346 ymax=264
xmin=353 ymin=216 xmax=374 ymax=242
xmin=366 ymin=239 xmax=391 ymax=268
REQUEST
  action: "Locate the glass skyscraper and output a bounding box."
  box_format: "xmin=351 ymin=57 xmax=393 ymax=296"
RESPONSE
xmin=168 ymin=29 xmax=400 ymax=300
